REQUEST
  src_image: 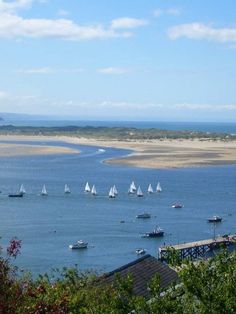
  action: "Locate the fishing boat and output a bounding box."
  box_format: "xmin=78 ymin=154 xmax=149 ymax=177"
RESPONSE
xmin=91 ymin=185 xmax=97 ymax=196
xmin=64 ymin=184 xmax=71 ymax=194
xmin=156 ymin=182 xmax=162 ymax=192
xmin=41 ymin=185 xmax=48 ymax=196
xmin=137 ymin=186 xmax=143 ymax=197
xmin=84 ymin=182 xmax=91 ymax=193
xmin=208 ymin=215 xmax=222 ymax=223
xmin=147 ymin=184 xmax=153 ymax=194
xmin=143 ymin=226 xmax=164 ymax=238
xmin=108 ymin=186 xmax=115 ymax=198
xmin=136 ymin=248 xmax=146 ymax=255
xmin=172 ymin=203 xmax=183 ymax=208
xmin=69 ymin=240 xmax=88 ymax=249
xmin=136 ymin=213 xmax=151 ymax=219
xmin=19 ymin=184 xmax=26 ymax=195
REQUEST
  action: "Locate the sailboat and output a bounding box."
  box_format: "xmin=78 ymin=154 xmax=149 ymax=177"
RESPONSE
xmin=128 ymin=185 xmax=135 ymax=194
xmin=41 ymin=185 xmax=48 ymax=196
xmin=84 ymin=182 xmax=91 ymax=193
xmin=147 ymin=184 xmax=153 ymax=194
xmin=137 ymin=186 xmax=144 ymax=197
xmin=130 ymin=181 xmax=136 ymax=191
xmin=156 ymin=182 xmax=162 ymax=192
xmin=108 ymin=186 xmax=115 ymax=198
xmin=91 ymin=185 xmax=97 ymax=196
xmin=64 ymin=184 xmax=71 ymax=194
xmin=19 ymin=184 xmax=26 ymax=195
xmin=113 ymin=185 xmax=118 ymax=195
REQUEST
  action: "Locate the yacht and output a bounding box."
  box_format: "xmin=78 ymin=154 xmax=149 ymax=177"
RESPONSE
xmin=69 ymin=240 xmax=88 ymax=249
xmin=143 ymin=226 xmax=164 ymax=238
xmin=208 ymin=215 xmax=222 ymax=223
xmin=135 ymin=248 xmax=146 ymax=255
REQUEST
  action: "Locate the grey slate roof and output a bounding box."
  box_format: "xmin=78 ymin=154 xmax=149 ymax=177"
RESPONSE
xmin=100 ymin=254 xmax=178 ymax=299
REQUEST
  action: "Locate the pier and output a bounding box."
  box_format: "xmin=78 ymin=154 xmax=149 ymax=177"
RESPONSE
xmin=159 ymin=234 xmax=236 ymax=261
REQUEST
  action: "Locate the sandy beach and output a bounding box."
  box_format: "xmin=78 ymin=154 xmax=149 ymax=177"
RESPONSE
xmin=0 ymin=135 xmax=236 ymax=168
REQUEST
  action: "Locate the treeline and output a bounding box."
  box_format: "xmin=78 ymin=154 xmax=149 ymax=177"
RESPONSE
xmin=1 ymin=238 xmax=236 ymax=313
xmin=0 ymin=125 xmax=235 ymax=140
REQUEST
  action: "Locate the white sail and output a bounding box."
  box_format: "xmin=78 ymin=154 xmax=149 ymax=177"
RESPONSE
xmin=156 ymin=182 xmax=162 ymax=192
xmin=128 ymin=185 xmax=135 ymax=194
xmin=131 ymin=181 xmax=136 ymax=191
xmin=19 ymin=184 xmax=26 ymax=194
xmin=64 ymin=184 xmax=71 ymax=194
xmin=108 ymin=187 xmax=115 ymax=198
xmin=137 ymin=186 xmax=143 ymax=197
xmin=84 ymin=182 xmax=91 ymax=193
xmin=147 ymin=184 xmax=153 ymax=194
xmin=41 ymin=184 xmax=48 ymax=196
xmin=91 ymin=185 xmax=97 ymax=195
xmin=113 ymin=185 xmax=118 ymax=195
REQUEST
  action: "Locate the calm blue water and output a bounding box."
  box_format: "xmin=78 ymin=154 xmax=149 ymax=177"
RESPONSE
xmin=0 ymin=141 xmax=235 ymax=276
xmin=3 ymin=120 xmax=236 ymax=134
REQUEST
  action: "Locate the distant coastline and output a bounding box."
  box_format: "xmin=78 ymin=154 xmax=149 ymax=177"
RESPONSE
xmin=1 ymin=128 xmax=236 ymax=168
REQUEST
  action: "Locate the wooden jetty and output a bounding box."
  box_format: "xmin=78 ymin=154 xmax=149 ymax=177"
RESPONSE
xmin=159 ymin=234 xmax=236 ymax=261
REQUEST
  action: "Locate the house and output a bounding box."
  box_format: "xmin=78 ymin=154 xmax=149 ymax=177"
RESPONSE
xmin=100 ymin=254 xmax=178 ymax=299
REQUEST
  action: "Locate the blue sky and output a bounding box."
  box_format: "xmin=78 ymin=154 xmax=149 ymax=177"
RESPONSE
xmin=0 ymin=0 xmax=236 ymax=121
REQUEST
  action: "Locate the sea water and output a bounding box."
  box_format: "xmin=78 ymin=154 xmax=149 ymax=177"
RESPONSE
xmin=0 ymin=140 xmax=235 ymax=276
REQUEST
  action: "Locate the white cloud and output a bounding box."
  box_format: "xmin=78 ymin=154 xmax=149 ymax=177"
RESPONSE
xmin=111 ymin=17 xmax=148 ymax=29
xmin=17 ymin=67 xmax=54 ymax=74
xmin=57 ymin=9 xmax=69 ymax=17
xmin=98 ymin=67 xmax=130 ymax=75
xmin=168 ymin=23 xmax=236 ymax=43
xmin=0 ymin=90 xmax=9 ymax=99
xmin=174 ymin=103 xmax=236 ymax=111
xmin=0 ymin=0 xmax=33 ymax=13
xmin=153 ymin=8 xmax=181 ymax=17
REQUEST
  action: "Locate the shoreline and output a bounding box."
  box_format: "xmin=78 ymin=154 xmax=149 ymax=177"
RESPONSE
xmin=0 ymin=134 xmax=236 ymax=169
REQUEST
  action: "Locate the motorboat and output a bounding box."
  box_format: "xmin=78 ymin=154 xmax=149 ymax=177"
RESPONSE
xmin=136 ymin=213 xmax=151 ymax=219
xmin=69 ymin=240 xmax=88 ymax=249
xmin=172 ymin=204 xmax=183 ymax=208
xmin=135 ymin=248 xmax=146 ymax=255
xmin=143 ymin=226 xmax=164 ymax=238
xmin=208 ymin=215 xmax=222 ymax=223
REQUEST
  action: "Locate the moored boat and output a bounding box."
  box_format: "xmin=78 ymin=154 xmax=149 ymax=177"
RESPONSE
xmin=208 ymin=215 xmax=222 ymax=223
xmin=143 ymin=226 xmax=164 ymax=238
xmin=8 ymin=193 xmax=23 ymax=198
xmin=136 ymin=213 xmax=151 ymax=219
xmin=69 ymin=240 xmax=88 ymax=249
xmin=135 ymin=248 xmax=146 ymax=255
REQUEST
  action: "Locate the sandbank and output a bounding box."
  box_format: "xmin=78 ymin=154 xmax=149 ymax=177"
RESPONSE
xmin=0 ymin=135 xmax=236 ymax=168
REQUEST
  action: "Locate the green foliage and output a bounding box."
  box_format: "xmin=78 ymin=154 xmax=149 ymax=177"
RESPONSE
xmin=0 ymin=239 xmax=236 ymax=313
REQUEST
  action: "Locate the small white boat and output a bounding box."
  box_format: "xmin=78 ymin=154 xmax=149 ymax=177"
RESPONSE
xmin=130 ymin=181 xmax=136 ymax=191
xmin=69 ymin=240 xmax=88 ymax=249
xmin=172 ymin=203 xmax=183 ymax=208
xmin=113 ymin=185 xmax=118 ymax=195
xmin=136 ymin=248 xmax=146 ymax=255
xmin=41 ymin=185 xmax=48 ymax=196
xmin=156 ymin=182 xmax=162 ymax=192
xmin=84 ymin=182 xmax=91 ymax=193
xmin=64 ymin=184 xmax=71 ymax=194
xmin=91 ymin=185 xmax=97 ymax=196
xmin=147 ymin=184 xmax=153 ymax=194
xmin=98 ymin=148 xmax=105 ymax=153
xmin=137 ymin=186 xmax=144 ymax=197
xmin=136 ymin=213 xmax=151 ymax=219
xmin=108 ymin=186 xmax=115 ymax=198
xmin=19 ymin=184 xmax=26 ymax=195
xmin=128 ymin=186 xmax=135 ymax=194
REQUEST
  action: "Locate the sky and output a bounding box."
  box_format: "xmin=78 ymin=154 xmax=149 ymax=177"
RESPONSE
xmin=0 ymin=0 xmax=236 ymax=122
